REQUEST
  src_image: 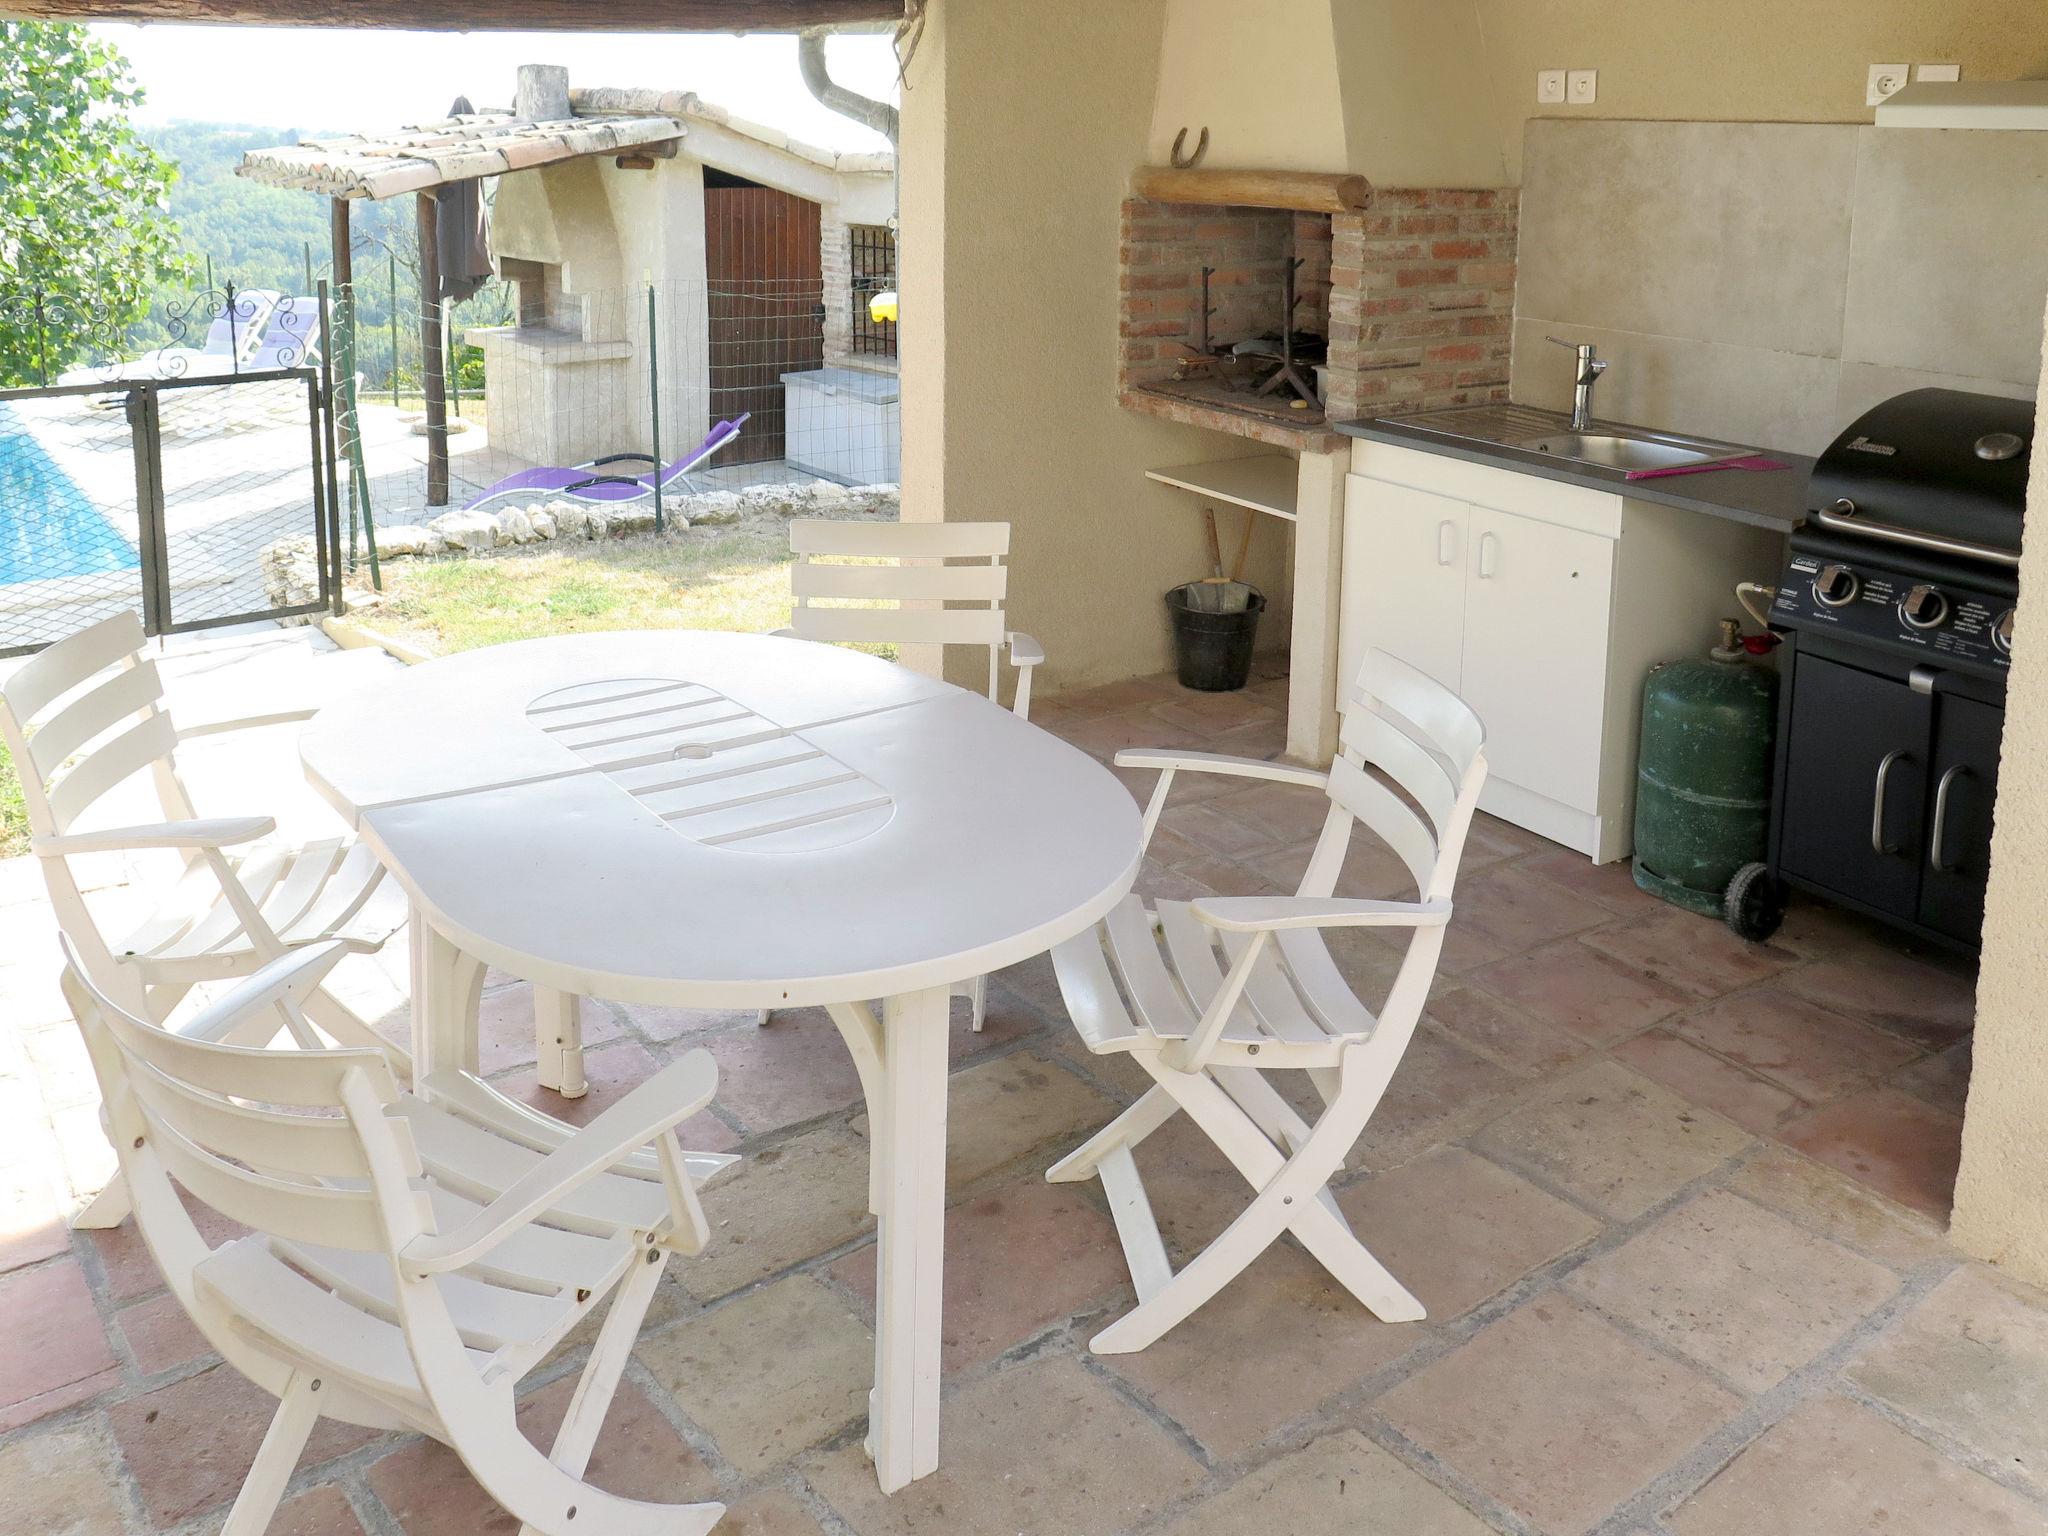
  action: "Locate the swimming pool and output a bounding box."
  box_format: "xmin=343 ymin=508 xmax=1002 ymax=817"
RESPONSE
xmin=0 ymin=399 xmax=140 ymax=588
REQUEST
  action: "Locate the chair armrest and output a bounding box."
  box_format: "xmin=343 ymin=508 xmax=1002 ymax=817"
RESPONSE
xmin=1006 ymin=632 xmax=1045 ymax=668
xmin=174 ymin=940 xmax=359 ymax=1044
xmin=1191 ymin=896 xmax=1452 ymax=933
xmin=1113 ymin=749 xmax=1328 ymax=789
xmin=402 ymin=1051 xmax=720 ymax=1274
xmin=31 ymin=815 xmax=275 ymax=856
xmin=177 ymin=707 xmax=318 ymax=738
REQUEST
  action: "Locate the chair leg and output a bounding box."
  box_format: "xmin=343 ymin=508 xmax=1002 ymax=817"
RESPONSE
xmin=957 ymin=975 xmax=988 ymax=1032
xmin=533 ymin=988 xmax=586 ymax=1099
xmin=542 ymin=1250 xmax=667 ymax=1483
xmin=72 ymin=1177 xmax=132 ymax=1230
xmin=1047 ymin=1084 xmax=1179 ymax=1184
xmin=220 ymin=1375 xmax=320 ymax=1536
xmin=755 ymin=1008 xmax=774 ymax=1026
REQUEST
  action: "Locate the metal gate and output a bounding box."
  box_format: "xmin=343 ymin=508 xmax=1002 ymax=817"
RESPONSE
xmin=0 ymin=367 xmax=338 ymax=657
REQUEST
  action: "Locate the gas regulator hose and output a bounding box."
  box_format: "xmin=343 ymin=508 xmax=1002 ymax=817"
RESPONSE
xmin=1736 ymin=581 xmax=1775 ymax=630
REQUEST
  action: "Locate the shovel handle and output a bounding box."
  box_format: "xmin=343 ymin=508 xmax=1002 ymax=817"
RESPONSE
xmin=1230 ymin=509 xmax=1254 ymax=583
xmin=1203 ymin=507 xmax=1224 ymax=578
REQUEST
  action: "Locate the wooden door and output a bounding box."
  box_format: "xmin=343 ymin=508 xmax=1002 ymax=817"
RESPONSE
xmin=1458 ymin=505 xmax=1613 ymax=812
xmin=704 ymin=180 xmax=825 ymax=466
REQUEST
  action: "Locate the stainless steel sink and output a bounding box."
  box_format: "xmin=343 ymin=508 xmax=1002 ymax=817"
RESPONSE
xmin=1514 ymin=431 xmax=1730 ymax=472
xmin=1380 ymin=405 xmax=1752 ymax=477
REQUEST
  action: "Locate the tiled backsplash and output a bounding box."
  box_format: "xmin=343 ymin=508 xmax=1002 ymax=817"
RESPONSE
xmin=1512 ymin=119 xmax=2048 ymax=453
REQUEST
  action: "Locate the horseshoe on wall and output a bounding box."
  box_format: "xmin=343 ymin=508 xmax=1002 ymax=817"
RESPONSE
xmin=1169 ymin=126 xmax=1209 ymax=169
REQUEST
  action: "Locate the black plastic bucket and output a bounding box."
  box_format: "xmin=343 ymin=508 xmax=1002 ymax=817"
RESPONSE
xmin=1166 ymin=582 xmax=1266 ymax=691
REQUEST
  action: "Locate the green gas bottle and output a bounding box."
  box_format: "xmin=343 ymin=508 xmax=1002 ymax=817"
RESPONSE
xmin=1631 ymin=620 xmax=1778 ymax=923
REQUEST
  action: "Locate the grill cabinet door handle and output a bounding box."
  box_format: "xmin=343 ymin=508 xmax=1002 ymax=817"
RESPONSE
xmin=1931 ymin=764 xmax=1972 ymax=873
xmin=1477 ymin=530 xmax=1500 ymax=579
xmin=1437 ymin=519 xmax=1457 ymax=567
xmin=1871 ymin=749 xmax=1909 ymax=855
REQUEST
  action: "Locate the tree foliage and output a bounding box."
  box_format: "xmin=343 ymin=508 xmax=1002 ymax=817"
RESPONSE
xmin=0 ymin=21 xmax=193 ymax=385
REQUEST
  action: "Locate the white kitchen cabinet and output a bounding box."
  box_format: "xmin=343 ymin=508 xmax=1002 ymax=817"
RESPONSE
xmin=1340 ymin=440 xmax=1783 ymax=862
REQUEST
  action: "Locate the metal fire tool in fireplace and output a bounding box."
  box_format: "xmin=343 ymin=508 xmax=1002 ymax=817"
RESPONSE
xmin=1252 ymin=258 xmax=1320 ymax=409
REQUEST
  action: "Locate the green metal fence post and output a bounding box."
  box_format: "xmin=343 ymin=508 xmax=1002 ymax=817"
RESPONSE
xmin=647 ymin=280 xmax=663 ymax=534
xmin=389 ymin=254 xmax=400 ymax=409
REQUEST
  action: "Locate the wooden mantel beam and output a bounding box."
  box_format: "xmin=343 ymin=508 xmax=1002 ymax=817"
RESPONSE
xmin=0 ymin=0 xmax=901 ymax=28
xmin=1130 ymin=167 xmax=1373 ymax=215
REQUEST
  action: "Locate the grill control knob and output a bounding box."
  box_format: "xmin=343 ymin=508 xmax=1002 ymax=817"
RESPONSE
xmin=1812 ymin=565 xmax=1859 ymax=607
xmin=1900 ymin=584 xmax=1949 ymax=630
xmin=1995 ymin=609 xmax=2016 ymax=654
xmin=1976 ymin=431 xmax=2026 ymax=462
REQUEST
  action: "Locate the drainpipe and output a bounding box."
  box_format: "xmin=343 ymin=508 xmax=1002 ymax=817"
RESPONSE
xmin=797 ymin=28 xmax=899 ymax=148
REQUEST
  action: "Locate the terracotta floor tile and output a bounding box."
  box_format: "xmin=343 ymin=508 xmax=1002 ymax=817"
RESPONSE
xmin=1127 ymin=1113 xmax=1257 ymax=1257
xmin=1474 ymin=1059 xmax=1753 ymax=1221
xmin=693 ymin=1010 xmax=866 ymax=1134
xmin=0 ymin=1159 xmax=71 ymax=1274
xmin=1849 ymin=1266 xmax=2048 ymax=1491
xmin=608 ymin=1001 xmax=761 ymax=1043
xmin=1567 ymin=1189 xmax=1898 ymax=1392
xmin=1612 ymin=1030 xmax=1804 ymax=1136
xmin=684 ymin=1123 xmax=874 ymax=1300
xmin=1149 ymin=688 xmax=1282 ymax=736
xmin=0 ymin=1420 xmax=130 ymax=1536
xmin=1106 ymin=1243 xmax=1425 ymax=1458
xmin=638 ymin=1274 xmax=872 ymax=1474
xmin=1673 ymin=987 xmax=1920 ymax=1104
xmin=1892 ymin=1038 xmax=1972 ymax=1117
xmin=829 ymin=1180 xmax=1126 ymax=1374
xmin=1777 ymin=942 xmax=1978 ymax=1049
xmin=1469 ymin=939 xmax=1691 ymax=1047
xmin=491 ymin=1039 xmax=738 ymax=1151
xmin=272 ymin=1485 xmax=368 ymax=1536
xmin=1355 ymin=1024 xmax=1523 ymax=1173
xmin=1160 ymin=796 xmax=1289 ymax=858
xmin=109 ymin=1364 xmax=376 ymax=1527
xmin=1583 ymin=906 xmax=1799 ymax=998
xmin=1518 ymin=847 xmax=1660 ymax=915
xmin=0 ymin=1258 xmax=116 ymax=1422
xmin=1217 ymin=779 xmax=1343 ymax=847
xmin=1452 ymin=862 xmax=1614 ymax=953
xmin=1424 ymin=987 xmax=1588 ymax=1076
xmin=116 ymin=1290 xmax=214 ymax=1376
xmin=1158 ymin=1429 xmax=1492 ymax=1536
xmin=369 ymin=1376 xmax=718 ymax=1534
xmin=1726 ymin=1146 xmax=1949 ymax=1269
xmin=718 ymin=1489 xmax=832 ymax=1536
xmin=1055 ymin=709 xmax=1205 ymax=764
xmin=1380 ymin=1295 xmax=1742 ymax=1535
xmin=1777 ymin=1088 xmax=1964 ymax=1221
xmin=1339 ymin=1146 xmax=1601 ymax=1320
xmin=805 ymin=1356 xmax=1203 ymax=1536
xmin=1671 ymin=1394 xmax=2044 ymax=1536
xmin=867 ymin=1052 xmax=1115 ymax=1192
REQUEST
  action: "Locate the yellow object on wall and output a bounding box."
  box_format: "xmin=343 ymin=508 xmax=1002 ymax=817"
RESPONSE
xmin=868 ymin=290 xmax=899 ymax=324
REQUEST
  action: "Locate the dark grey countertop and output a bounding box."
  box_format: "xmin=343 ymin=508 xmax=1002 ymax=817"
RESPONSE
xmin=1336 ymin=413 xmax=1813 ymax=536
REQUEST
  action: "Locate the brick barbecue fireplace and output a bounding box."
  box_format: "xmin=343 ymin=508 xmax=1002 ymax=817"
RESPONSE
xmin=1118 ymin=186 xmax=1517 ymax=448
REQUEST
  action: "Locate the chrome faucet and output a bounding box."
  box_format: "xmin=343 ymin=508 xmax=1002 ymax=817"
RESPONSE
xmin=1548 ymin=336 xmax=1610 ymax=432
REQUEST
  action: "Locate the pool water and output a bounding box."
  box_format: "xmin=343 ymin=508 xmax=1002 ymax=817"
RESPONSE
xmin=0 ymin=399 xmax=140 ymax=588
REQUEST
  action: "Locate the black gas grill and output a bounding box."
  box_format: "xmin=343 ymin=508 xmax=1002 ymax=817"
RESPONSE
xmin=1765 ymin=387 xmax=2032 ymax=951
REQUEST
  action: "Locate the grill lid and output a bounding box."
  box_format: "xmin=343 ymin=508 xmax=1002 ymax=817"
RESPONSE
xmin=1808 ymin=387 xmax=2033 ymax=556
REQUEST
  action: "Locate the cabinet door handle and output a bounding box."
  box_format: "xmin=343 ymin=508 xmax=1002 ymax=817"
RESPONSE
xmin=1436 ymin=519 xmax=1457 ymax=567
xmin=1477 ymin=530 xmax=1500 ymax=579
xmin=1871 ymin=749 xmax=1909 ymax=855
xmin=1931 ymin=763 xmax=1972 ymax=873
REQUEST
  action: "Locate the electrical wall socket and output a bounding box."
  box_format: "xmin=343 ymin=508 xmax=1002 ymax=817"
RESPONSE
xmin=1567 ymin=69 xmax=1598 ymax=105
xmin=1867 ymin=63 xmax=1911 ymax=106
xmin=1917 ymin=63 xmax=1961 ymax=82
xmin=1537 ymin=69 xmax=1566 ymax=104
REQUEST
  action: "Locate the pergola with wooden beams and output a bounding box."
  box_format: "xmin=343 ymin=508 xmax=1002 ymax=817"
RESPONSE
xmin=238 ymin=109 xmax=685 ymax=507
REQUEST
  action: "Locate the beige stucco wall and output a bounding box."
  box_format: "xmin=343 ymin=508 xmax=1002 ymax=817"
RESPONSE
xmin=1148 ymin=0 xmax=2048 ymax=187
xmin=898 ymin=0 xmax=1292 ymax=693
xmin=1950 ymin=302 xmax=2048 ymax=1281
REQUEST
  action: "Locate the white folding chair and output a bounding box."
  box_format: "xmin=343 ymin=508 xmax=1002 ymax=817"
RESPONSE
xmin=63 ymin=939 xmax=735 ymax=1536
xmin=1047 ymin=649 xmax=1487 ymax=1354
xmin=0 ymin=612 xmax=403 ymax=1227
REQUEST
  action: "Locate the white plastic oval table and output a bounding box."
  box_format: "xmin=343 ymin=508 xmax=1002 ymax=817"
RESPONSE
xmin=299 ymin=630 xmax=1141 ymax=1492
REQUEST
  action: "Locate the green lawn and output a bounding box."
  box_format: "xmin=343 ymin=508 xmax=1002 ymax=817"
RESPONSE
xmin=1 ymin=736 xmax=25 ymax=858
xmin=363 ymin=520 xmax=894 ymax=661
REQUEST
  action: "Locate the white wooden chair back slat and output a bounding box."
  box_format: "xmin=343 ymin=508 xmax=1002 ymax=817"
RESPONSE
xmin=1336 ymin=708 xmax=1461 ymax=835
xmin=1325 ymin=754 xmax=1439 ymax=897
xmin=790 ymin=519 xmax=1010 ymax=558
xmin=25 ymin=659 xmax=165 ymax=783
xmin=144 ymin=1110 xmax=399 ymax=1250
xmin=0 ymin=610 xmax=146 ymax=724
xmin=122 ymin=1055 xmax=380 ymax=1181
xmin=787 ymin=604 xmax=1009 ymax=649
xmin=45 ymin=711 xmax=181 ymax=833
xmin=790 ymin=561 xmax=1010 ymax=604
xmin=1351 ymin=650 xmax=1485 ymax=777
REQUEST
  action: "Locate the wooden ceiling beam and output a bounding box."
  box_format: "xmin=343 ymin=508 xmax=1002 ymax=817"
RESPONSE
xmin=0 ymin=0 xmax=902 ymax=29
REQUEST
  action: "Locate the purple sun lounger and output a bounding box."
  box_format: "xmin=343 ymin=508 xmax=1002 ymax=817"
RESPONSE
xmin=460 ymin=412 xmax=750 ymax=512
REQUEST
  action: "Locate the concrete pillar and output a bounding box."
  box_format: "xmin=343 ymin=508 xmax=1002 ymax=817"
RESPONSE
xmin=1949 ymin=290 xmax=2048 ymax=1280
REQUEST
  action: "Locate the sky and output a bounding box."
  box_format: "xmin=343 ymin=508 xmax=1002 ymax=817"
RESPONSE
xmin=90 ymin=24 xmax=900 ymax=152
